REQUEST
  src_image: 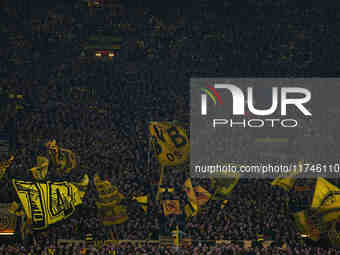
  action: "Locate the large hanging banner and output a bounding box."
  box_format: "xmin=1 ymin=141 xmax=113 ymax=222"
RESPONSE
xmin=12 ymin=179 xmax=85 ymax=230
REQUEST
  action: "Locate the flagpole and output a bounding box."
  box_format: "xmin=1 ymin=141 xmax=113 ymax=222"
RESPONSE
xmin=156 ymin=164 xmax=164 ymax=201
xmin=148 ymin=125 xmax=151 ymax=175
xmin=147 ymin=121 xmax=154 ymax=200
xmin=175 ymin=225 xmax=179 ymax=249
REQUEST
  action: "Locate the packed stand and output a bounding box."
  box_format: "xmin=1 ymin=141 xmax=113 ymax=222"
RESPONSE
xmin=1 ymin=0 xmax=340 ymax=253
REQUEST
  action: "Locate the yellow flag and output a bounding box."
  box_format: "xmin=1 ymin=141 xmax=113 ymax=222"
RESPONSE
xmin=0 ymin=155 xmax=14 ymax=180
xmin=271 ymin=177 xmax=296 ymax=191
xmin=311 ymin=178 xmax=340 ymax=223
xmin=271 ymin=163 xmax=301 ymax=191
xmin=29 ymin=156 xmax=49 ymax=181
xmin=162 ymin=200 xmax=181 ymax=216
xmin=8 ymin=201 xmax=25 ymax=216
xmin=12 ymin=178 xmax=86 ymax=230
xmin=149 ymin=122 xmax=189 ymax=166
xmin=94 ymin=174 xmax=124 ymax=205
xmin=194 ymin=186 xmax=211 ymax=207
xmin=183 ymin=179 xmax=198 ymax=217
xmin=132 ymin=195 xmax=147 ymax=204
xmin=55 ymin=148 xmax=77 ymax=177
xmin=312 ymin=178 xmax=340 ymax=208
xmin=132 ymin=195 xmax=148 ymax=213
xmin=48 ymin=248 xmax=55 ymax=255
xmin=292 ymin=210 xmax=320 ymax=241
xmin=72 ymin=174 xmax=89 ymax=198
xmin=94 ymin=174 xmax=128 ymax=225
xmin=271 ymin=161 xmax=303 ymax=191
xmin=183 ymin=179 xmax=197 ymax=204
xmin=46 ymin=140 xmax=77 ymax=177
xmin=184 ymin=202 xmax=197 ymax=218
xmin=211 ymin=172 xmax=240 ymax=200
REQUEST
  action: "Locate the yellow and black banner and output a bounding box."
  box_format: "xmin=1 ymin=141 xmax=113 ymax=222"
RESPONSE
xmin=271 ymin=161 xmax=302 ymax=191
xmin=12 ymin=179 xmax=85 ymax=230
xmin=311 ymin=178 xmax=340 ymax=223
xmin=29 ymin=156 xmax=49 ymax=181
xmin=46 ymin=141 xmax=77 ymax=177
xmin=194 ymin=186 xmax=211 ymax=207
xmin=149 ymin=122 xmax=189 ymax=166
xmin=94 ymin=174 xmax=128 ymax=225
xmin=94 ymin=174 xmax=124 ymax=206
xmin=0 ymin=155 xmax=14 ymax=180
xmin=132 ymin=195 xmax=148 ymax=213
xmin=183 ymin=179 xmax=198 ymax=217
xmin=184 ymin=203 xmax=197 ymax=218
xmin=183 ymin=179 xmax=197 ymax=205
xmin=211 ymin=172 xmax=239 ymax=201
xmin=183 ymin=179 xmax=211 ymax=217
xmin=162 ymin=200 xmax=181 ymax=216
xmin=292 ymin=210 xmax=321 ymax=241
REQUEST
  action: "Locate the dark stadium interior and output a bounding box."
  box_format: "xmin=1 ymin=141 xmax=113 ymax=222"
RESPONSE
xmin=1 ymin=0 xmax=340 ymax=254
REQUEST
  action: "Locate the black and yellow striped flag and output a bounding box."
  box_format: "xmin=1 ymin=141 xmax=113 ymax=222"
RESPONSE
xmin=94 ymin=174 xmax=128 ymax=225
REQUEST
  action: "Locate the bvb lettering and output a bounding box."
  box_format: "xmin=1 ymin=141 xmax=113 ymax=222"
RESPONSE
xmin=151 ymin=136 xmax=162 ymax=155
xmin=166 ymin=150 xmax=183 ymax=162
xmin=166 ymin=126 xmax=187 ymax=148
xmin=152 ymin=126 xmax=187 ymax=154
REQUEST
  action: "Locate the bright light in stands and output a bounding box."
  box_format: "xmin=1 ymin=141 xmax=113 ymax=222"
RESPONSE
xmin=95 ymin=52 xmax=102 ymax=57
xmin=108 ymin=52 xmax=115 ymax=57
xmin=0 ymin=232 xmax=15 ymax=235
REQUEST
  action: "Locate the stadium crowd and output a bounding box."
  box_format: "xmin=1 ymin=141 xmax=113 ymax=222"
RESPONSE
xmin=1 ymin=0 xmax=340 ymax=254
xmin=1 ymin=241 xmax=340 ymax=255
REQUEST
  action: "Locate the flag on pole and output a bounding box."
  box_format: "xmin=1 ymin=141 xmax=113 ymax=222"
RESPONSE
xmin=149 ymin=121 xmax=189 ymax=166
xmin=162 ymin=200 xmax=181 ymax=216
